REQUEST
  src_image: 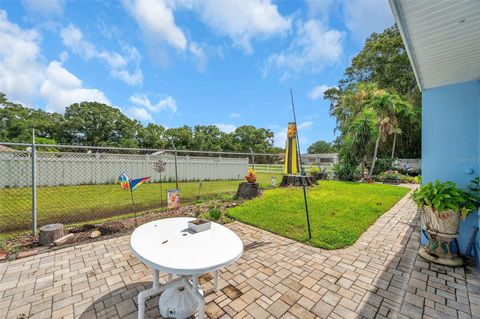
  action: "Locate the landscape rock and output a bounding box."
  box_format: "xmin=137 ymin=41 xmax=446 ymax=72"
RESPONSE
xmin=17 ymin=249 xmax=38 ymax=259
xmin=0 ymin=250 xmax=7 ymax=261
xmin=53 ymin=233 xmax=74 ymax=246
xmin=90 ymin=230 xmax=101 ymax=238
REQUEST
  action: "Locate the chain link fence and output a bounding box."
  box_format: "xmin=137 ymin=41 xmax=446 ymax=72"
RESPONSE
xmin=0 ymin=142 xmax=336 ymax=235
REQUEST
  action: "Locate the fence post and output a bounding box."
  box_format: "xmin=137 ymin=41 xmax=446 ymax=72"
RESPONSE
xmin=249 ymin=148 xmax=255 ymax=170
xmin=31 ymin=129 xmax=37 ymax=236
xmin=171 ymin=141 xmax=179 ymax=190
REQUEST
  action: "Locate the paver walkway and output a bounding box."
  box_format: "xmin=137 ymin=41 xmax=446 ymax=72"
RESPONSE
xmin=0 ymin=192 xmax=479 ymax=319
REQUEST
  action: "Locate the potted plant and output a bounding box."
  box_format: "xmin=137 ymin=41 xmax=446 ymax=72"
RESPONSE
xmin=411 ymin=180 xmax=478 ymax=266
xmin=245 ymin=168 xmax=257 ymax=183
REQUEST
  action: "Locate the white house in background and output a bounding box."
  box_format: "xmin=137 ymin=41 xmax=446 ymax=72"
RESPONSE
xmin=300 ymin=153 xmax=338 ymax=165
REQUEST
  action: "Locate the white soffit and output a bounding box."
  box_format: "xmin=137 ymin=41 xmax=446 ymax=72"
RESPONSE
xmin=389 ymin=0 xmax=480 ymax=90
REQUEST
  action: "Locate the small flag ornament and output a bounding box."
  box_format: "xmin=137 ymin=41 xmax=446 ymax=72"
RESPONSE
xmin=118 ymin=173 xmax=150 ymax=191
xmin=117 ymin=172 xmax=151 ymax=226
xmin=130 ymin=177 xmax=151 ymax=191
xmin=118 ymin=173 xmax=130 ymax=190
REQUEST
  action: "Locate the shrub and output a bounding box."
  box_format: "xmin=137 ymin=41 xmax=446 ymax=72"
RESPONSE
xmin=208 ymin=208 xmax=222 ymax=220
xmin=334 ymin=163 xmax=359 ymax=181
xmin=372 ymin=158 xmax=393 ymax=175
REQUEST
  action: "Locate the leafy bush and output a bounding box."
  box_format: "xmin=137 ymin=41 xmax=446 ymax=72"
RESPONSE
xmin=208 ymin=208 xmax=222 ymax=220
xmin=375 ymin=170 xmax=419 ymax=184
xmin=308 ymin=167 xmax=320 ymax=175
xmin=334 ymin=163 xmax=359 ymax=181
xmin=411 ymin=180 xmax=477 ymax=217
xmin=372 ymin=158 xmax=393 ymax=175
xmin=467 ymin=177 xmax=480 ymax=206
xmin=414 ymin=175 xmax=421 ymax=184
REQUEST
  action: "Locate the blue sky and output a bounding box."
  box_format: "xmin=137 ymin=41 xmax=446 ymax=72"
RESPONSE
xmin=0 ymin=0 xmax=394 ymax=151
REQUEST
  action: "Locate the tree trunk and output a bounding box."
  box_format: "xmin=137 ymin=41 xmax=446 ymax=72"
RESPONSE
xmin=391 ymin=133 xmax=397 ymax=159
xmin=360 ymin=157 xmax=365 ymax=180
xmin=39 ymin=224 xmax=64 ymax=245
xmin=369 ymin=136 xmax=381 ymax=178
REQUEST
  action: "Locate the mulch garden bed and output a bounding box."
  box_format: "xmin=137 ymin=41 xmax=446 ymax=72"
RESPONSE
xmin=1 ymin=199 xmax=240 ymax=262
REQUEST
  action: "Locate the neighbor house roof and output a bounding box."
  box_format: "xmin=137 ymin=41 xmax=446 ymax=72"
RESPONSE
xmin=388 ymin=0 xmax=480 ymax=90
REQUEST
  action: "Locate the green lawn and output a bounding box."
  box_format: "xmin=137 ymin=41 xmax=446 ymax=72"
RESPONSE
xmin=0 ymin=173 xmax=282 ymax=232
xmin=227 ymin=181 xmax=409 ymax=249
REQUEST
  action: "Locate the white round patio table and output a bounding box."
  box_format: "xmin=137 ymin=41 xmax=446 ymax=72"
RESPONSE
xmin=131 ymin=217 xmax=243 ymax=319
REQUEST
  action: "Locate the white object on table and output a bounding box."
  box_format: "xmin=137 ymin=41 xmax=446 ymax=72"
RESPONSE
xmin=131 ymin=217 xmax=243 ymax=319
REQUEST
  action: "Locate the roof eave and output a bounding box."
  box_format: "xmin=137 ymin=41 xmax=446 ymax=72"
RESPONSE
xmin=388 ymin=0 xmax=424 ymax=92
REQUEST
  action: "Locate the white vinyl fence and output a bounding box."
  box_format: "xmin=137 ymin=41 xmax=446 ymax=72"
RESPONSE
xmin=0 ymin=151 xmax=248 ymax=188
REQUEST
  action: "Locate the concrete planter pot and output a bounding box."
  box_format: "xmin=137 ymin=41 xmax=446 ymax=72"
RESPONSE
xmin=419 ymin=206 xmax=463 ymax=266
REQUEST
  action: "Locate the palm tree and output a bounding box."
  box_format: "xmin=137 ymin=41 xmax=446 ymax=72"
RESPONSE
xmin=347 ymin=108 xmax=378 ymax=178
xmin=390 ymin=127 xmax=402 ymax=159
xmin=367 ymin=93 xmax=412 ymax=178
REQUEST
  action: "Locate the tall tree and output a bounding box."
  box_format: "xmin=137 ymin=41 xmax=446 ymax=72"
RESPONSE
xmin=0 ymin=93 xmax=63 ymax=143
xmin=324 ymin=25 xmax=421 ymax=159
xmin=307 ymin=140 xmax=336 ymax=154
xmin=193 ymin=125 xmax=225 ymax=152
xmin=64 ymin=102 xmax=141 ymax=147
xmin=164 ymin=126 xmax=194 ymax=150
xmin=366 ymin=92 xmax=412 ymax=177
xmin=347 ymin=108 xmax=378 ymax=178
xmin=228 ymin=126 xmax=274 ymax=153
xmin=138 ymin=123 xmax=166 ymax=149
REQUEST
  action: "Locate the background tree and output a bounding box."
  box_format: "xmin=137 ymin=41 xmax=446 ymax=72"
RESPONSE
xmin=64 ymin=102 xmax=141 ymax=147
xmin=164 ymin=126 xmax=194 ymax=150
xmin=138 ymin=123 xmax=166 ymax=149
xmin=366 ymin=91 xmax=412 ymax=177
xmin=0 ymin=92 xmax=287 ymax=154
xmin=324 ymin=25 xmax=421 ymax=159
xmin=0 ymin=94 xmax=63 ymax=143
xmin=193 ymin=125 xmax=225 ymax=152
xmin=307 ymin=140 xmax=336 ymax=154
xmin=228 ymin=126 xmax=274 ymax=153
xmin=346 ymin=108 xmax=377 ymax=179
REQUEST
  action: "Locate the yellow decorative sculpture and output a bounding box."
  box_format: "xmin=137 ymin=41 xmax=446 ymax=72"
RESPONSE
xmin=284 ymin=122 xmax=299 ymax=175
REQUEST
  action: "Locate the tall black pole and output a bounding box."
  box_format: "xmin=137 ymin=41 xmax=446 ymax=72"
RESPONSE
xmin=130 ymin=186 xmax=137 ymax=226
xmin=171 ymin=140 xmax=179 ymax=190
xmin=290 ymin=89 xmax=312 ymax=240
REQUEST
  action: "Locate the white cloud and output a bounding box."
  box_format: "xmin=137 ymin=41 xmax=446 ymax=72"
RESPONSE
xmin=229 ymin=112 xmax=241 ymax=119
xmin=306 ymin=0 xmax=335 ymax=23
xmin=308 ymin=84 xmax=332 ymax=100
xmin=265 ymin=19 xmax=343 ymax=79
xmin=274 ymin=127 xmax=287 ymax=148
xmin=126 ymin=106 xmax=153 ymax=122
xmin=215 ymin=124 xmax=237 ymax=134
xmin=193 ymin=0 xmax=291 ymax=54
xmin=123 ymin=0 xmax=187 ymax=50
xmin=343 ymin=0 xmax=394 ymax=42
xmin=40 ymin=61 xmax=110 ymax=113
xmin=0 ymin=10 xmax=109 ymax=113
xmin=21 ymin=0 xmax=64 ymax=17
xmin=60 ymin=24 xmax=143 ymax=85
xmin=130 ymin=94 xmax=177 ymax=114
xmin=189 ymin=41 xmax=208 ymax=73
xmin=298 ymin=121 xmax=313 ymax=130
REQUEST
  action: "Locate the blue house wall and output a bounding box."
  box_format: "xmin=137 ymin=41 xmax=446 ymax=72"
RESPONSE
xmin=421 ymin=80 xmax=480 ymax=263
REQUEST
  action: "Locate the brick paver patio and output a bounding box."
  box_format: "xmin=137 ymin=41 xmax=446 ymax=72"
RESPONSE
xmin=1 ymin=193 xmax=479 ymax=319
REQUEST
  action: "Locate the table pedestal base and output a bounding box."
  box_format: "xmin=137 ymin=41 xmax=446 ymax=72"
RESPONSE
xmin=159 ymin=285 xmax=198 ymax=318
xmin=138 ymin=269 xmax=220 ymax=319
